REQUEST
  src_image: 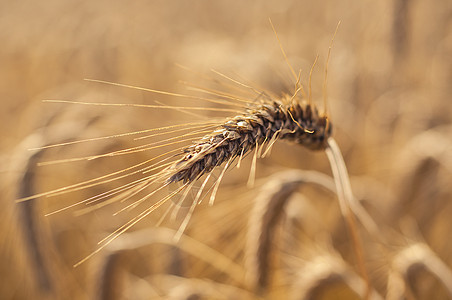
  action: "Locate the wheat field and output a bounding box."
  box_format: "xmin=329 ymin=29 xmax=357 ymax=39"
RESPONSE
xmin=1 ymin=1 xmax=452 ymax=299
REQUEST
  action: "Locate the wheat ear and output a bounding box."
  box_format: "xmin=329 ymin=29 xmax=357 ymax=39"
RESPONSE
xmin=162 ymin=97 xmax=332 ymax=186
xmin=15 ymin=114 xmax=102 ymax=295
xmin=245 ymin=170 xmax=336 ymax=293
xmin=294 ymin=253 xmax=383 ymax=300
xmin=387 ymin=243 xmax=452 ymax=299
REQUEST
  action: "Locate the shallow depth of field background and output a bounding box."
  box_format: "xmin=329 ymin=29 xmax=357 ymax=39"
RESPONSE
xmin=1 ymin=1 xmax=452 ymax=299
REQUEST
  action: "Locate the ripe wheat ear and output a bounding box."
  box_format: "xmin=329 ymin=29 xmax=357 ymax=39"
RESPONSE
xmin=163 ymin=97 xmax=332 ymax=185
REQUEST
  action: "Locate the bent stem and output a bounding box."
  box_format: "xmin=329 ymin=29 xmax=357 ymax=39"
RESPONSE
xmin=325 ymin=137 xmax=371 ymax=300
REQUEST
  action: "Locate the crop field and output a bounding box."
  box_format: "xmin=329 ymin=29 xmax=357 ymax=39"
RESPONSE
xmin=1 ymin=1 xmax=452 ymax=299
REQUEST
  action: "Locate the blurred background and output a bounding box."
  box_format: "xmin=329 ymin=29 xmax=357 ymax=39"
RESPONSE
xmin=1 ymin=0 xmax=452 ymax=299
